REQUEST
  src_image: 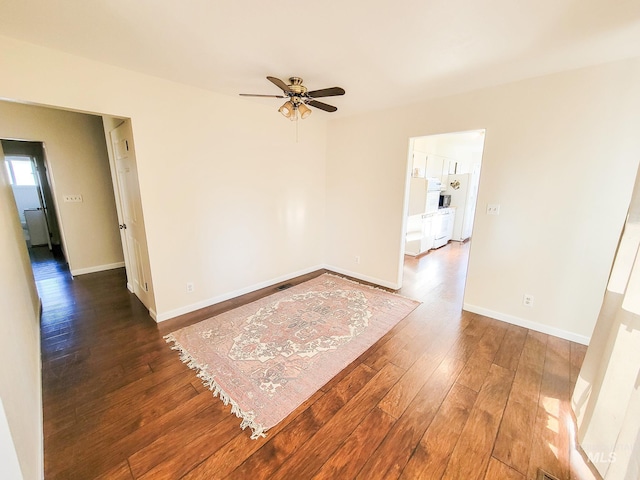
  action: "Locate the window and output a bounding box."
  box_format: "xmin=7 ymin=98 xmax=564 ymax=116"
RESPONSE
xmin=5 ymin=156 xmax=36 ymax=186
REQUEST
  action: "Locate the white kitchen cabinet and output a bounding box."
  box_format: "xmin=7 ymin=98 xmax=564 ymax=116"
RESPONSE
xmin=404 ymin=214 xmax=423 ymax=256
xmin=405 ymin=209 xmax=456 ymax=256
xmin=425 ymin=155 xmax=443 ymax=179
xmin=405 ymin=213 xmax=435 ymax=256
xmin=411 ymin=151 xmax=428 ymax=177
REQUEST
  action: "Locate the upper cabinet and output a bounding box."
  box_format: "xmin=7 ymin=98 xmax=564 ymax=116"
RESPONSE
xmin=425 ymin=154 xmax=443 ymax=179
xmin=425 ymin=154 xmax=457 ymax=188
xmin=411 ymin=151 xmax=428 ymax=178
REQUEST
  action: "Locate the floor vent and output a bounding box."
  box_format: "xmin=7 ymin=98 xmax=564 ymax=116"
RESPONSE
xmin=276 ymin=283 xmax=293 ymax=291
xmin=537 ymin=468 xmax=560 ymax=480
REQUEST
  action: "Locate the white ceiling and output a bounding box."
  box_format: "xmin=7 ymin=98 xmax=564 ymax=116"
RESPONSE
xmin=2 ymin=0 xmax=640 ymax=117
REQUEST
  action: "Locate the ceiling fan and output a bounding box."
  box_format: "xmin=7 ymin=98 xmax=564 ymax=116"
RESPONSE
xmin=240 ymin=76 xmax=345 ymax=120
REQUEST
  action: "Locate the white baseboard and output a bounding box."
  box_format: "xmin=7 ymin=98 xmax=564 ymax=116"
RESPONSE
xmin=154 ymin=264 xmax=326 ymax=322
xmin=70 ymin=261 xmax=125 ymax=277
xmin=323 ymin=265 xmax=401 ymax=290
xmin=463 ymin=303 xmax=591 ymax=345
xmin=153 ymin=267 xmax=589 ymax=346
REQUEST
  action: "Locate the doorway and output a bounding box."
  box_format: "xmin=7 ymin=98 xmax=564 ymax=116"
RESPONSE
xmin=402 ymin=129 xmax=486 ymax=298
xmin=0 ymin=100 xmax=154 ymax=316
xmin=2 ymin=139 xmax=64 ymax=258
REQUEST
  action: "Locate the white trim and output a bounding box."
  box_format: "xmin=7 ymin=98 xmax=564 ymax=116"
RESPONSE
xmin=154 ymin=265 xmax=326 ymax=322
xmin=149 ymin=309 xmax=158 ymax=321
xmin=323 ymin=264 xmax=401 ymax=290
xmin=70 ymin=261 xmax=125 ymax=276
xmin=463 ymin=303 xmax=591 ymax=345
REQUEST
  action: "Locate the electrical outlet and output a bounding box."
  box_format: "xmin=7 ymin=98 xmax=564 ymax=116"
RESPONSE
xmin=64 ymin=194 xmax=83 ymax=203
xmin=186 ymin=282 xmax=194 ymax=293
xmin=355 ymin=256 xmax=360 ymax=264
xmin=487 ymin=204 xmax=500 ymax=215
xmin=523 ymin=294 xmax=534 ymax=307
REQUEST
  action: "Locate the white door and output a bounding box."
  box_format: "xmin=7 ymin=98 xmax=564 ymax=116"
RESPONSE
xmin=110 ymin=121 xmax=152 ymax=309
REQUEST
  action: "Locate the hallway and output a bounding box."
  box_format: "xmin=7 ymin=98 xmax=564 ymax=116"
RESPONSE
xmin=36 ymin=243 xmax=596 ymax=479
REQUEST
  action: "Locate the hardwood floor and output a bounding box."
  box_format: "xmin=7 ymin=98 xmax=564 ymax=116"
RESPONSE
xmin=37 ymin=243 xmax=600 ymax=479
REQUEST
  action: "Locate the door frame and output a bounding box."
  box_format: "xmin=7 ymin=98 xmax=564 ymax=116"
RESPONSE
xmin=399 ymin=129 xmax=487 ymax=289
xmin=1 ymin=138 xmax=69 ymax=260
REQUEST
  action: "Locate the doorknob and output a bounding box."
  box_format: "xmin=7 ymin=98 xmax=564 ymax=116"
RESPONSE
xmin=119 ymin=224 xmax=127 ymax=230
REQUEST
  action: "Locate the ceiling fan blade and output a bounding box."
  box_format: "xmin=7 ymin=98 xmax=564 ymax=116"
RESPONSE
xmin=307 ymin=87 xmax=345 ymax=98
xmin=239 ymin=93 xmax=287 ymax=98
xmin=267 ymin=76 xmax=293 ymax=93
xmin=308 ymin=100 xmax=338 ymax=112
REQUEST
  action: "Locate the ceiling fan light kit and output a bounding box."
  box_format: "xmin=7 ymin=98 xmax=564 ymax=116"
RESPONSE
xmin=240 ymin=76 xmax=345 ymax=121
xmin=297 ymin=103 xmax=311 ymax=119
xmin=278 ymin=100 xmax=295 ymax=118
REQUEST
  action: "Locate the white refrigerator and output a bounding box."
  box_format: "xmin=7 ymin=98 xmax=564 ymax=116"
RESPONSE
xmin=444 ymin=173 xmax=478 ymax=241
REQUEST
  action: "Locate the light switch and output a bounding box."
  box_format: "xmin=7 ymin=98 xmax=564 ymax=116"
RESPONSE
xmin=64 ymin=195 xmax=83 ymax=203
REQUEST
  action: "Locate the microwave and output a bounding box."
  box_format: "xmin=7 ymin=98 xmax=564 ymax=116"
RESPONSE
xmin=439 ymin=194 xmax=451 ymax=208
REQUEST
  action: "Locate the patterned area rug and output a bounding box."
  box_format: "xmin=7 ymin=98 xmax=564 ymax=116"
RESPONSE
xmin=164 ymin=273 xmax=419 ymax=439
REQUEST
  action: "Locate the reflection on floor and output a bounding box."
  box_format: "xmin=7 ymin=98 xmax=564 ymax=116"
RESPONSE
xmin=29 ymin=245 xmax=67 ymax=281
xmin=401 ymin=240 xmax=470 ymax=305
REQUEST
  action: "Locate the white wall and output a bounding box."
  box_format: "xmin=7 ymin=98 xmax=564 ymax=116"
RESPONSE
xmin=326 ymin=58 xmax=640 ymax=342
xmin=4 ymin=29 xmax=638 ymax=480
xmin=0 ymin=101 xmax=123 ymax=274
xmin=0 ymin=35 xmax=327 ymax=320
xmin=0 ymin=398 xmax=24 ymax=480
xmin=2 ymin=35 xmax=637 ymax=342
xmin=0 ymin=143 xmax=42 ymax=479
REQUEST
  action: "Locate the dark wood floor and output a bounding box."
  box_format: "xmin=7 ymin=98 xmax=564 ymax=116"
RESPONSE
xmin=36 ymin=243 xmax=600 ymax=479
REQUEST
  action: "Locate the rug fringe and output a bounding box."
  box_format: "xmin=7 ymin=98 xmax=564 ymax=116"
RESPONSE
xmin=163 ymin=333 xmax=267 ymax=440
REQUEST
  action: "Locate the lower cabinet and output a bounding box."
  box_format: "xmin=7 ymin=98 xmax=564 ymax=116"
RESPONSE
xmin=405 ymin=214 xmax=425 ymax=256
xmin=405 ymin=208 xmax=456 ymax=256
